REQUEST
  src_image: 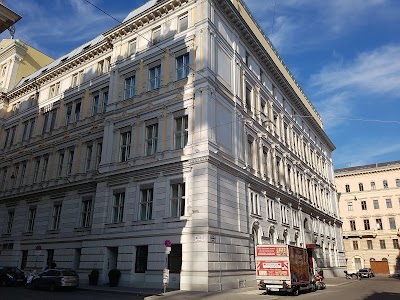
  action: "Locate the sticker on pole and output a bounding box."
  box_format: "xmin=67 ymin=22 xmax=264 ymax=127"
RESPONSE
xmin=163 ymin=268 xmax=170 ymax=284
xmin=165 ymin=246 xmax=171 ymax=254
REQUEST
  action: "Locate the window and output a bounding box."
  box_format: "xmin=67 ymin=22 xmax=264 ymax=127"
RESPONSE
xmin=149 ymin=65 xmax=161 ymax=90
xmin=95 ymin=142 xmax=102 ymax=169
xmin=245 ymin=85 xmax=252 ymax=111
xmin=396 ymin=179 xmax=400 ymax=188
xmin=245 ymin=51 xmax=249 ymax=67
xmin=41 ymin=156 xmax=49 ymax=181
xmin=12 ymin=164 xmax=19 ymax=188
xmin=347 ymin=202 xmax=353 ymax=211
xmin=383 ymin=180 xmax=388 ymax=189
xmin=86 ymin=145 xmax=93 ymax=171
xmin=250 ymin=191 xmax=260 ymax=216
xmin=376 ymin=218 xmax=383 ymax=230
xmin=22 ymin=121 xmax=29 ymax=141
xmin=389 ymin=217 xmax=396 ymax=230
xmin=5 ymin=211 xmax=14 ymax=234
xmin=20 ymin=163 xmax=26 ymax=186
xmin=27 ymin=207 xmax=36 ymax=232
xmin=280 ymin=204 xmax=289 ymax=225
xmin=112 ymin=192 xmax=125 ymax=223
xmin=120 ymin=131 xmax=131 ymax=162
xmin=359 ymin=183 xmax=363 ymax=191
xmin=176 ymin=53 xmax=189 ymax=80
xmin=1 ymin=167 xmax=8 ymax=189
xmin=364 ymin=219 xmax=370 ymax=230
xmin=168 ymin=244 xmax=182 ymax=273
xmin=135 ymin=246 xmax=148 ymax=273
xmin=247 ymin=138 xmax=253 ymax=167
xmin=361 ymin=201 xmax=367 ymax=210
xmin=178 ymin=13 xmax=188 ymax=32
xmin=42 ymin=112 xmax=49 ymax=134
xmin=97 ymin=57 xmax=111 ymax=75
xmin=174 ymin=115 xmax=188 ymax=149
xmin=28 ymin=119 xmax=35 ymax=139
xmin=65 ymin=104 xmax=72 ymax=125
xmin=3 ymin=128 xmax=9 ymax=148
xmin=92 ymin=95 xmax=100 ymax=115
xmin=81 ymin=198 xmax=92 ymax=228
xmin=170 ymin=183 xmax=185 ymax=217
xmin=102 ymin=91 xmax=108 ymax=113
xmin=345 ymin=184 xmax=350 ymax=193
xmin=367 ymin=240 xmax=373 ymax=250
xmin=129 ymin=39 xmax=137 ymax=55
xmin=57 ymin=152 xmax=64 ymax=178
xmin=145 ymin=123 xmax=158 ymax=156
xmin=140 ymin=188 xmax=153 ymax=221
xmin=124 ymin=76 xmax=135 ymax=99
xmin=50 ymin=110 xmax=57 ymax=131
xmin=386 ymin=199 xmax=392 ymax=208
xmin=353 ymin=241 xmax=359 ymax=250
xmin=74 ymin=101 xmax=81 ymax=122
xmin=350 ymin=220 xmax=356 ymax=231
xmin=67 ymin=149 xmax=75 ymax=175
xmin=267 ymin=198 xmax=275 ymax=220
xmin=393 ymin=239 xmax=399 ymax=249
xmin=51 ymin=204 xmax=62 ymax=230
xmin=373 ymin=199 xmax=379 ymax=209
xmin=379 ymin=240 xmax=386 ymax=249
xmin=21 ymin=250 xmax=28 ymax=270
xmin=49 ymin=82 xmax=60 ymax=97
xmin=7 ymin=126 xmax=16 ymax=147
xmin=33 ymin=158 xmax=40 ymax=183
xmin=371 ymin=181 xmax=376 ymax=190
xmin=152 ymin=26 xmax=161 ymax=44
xmin=71 ymin=71 xmax=83 ymax=88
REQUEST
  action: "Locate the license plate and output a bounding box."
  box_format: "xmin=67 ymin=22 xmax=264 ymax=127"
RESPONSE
xmin=269 ymin=288 xmax=279 ymax=291
xmin=17 ymin=279 xmax=24 ymax=282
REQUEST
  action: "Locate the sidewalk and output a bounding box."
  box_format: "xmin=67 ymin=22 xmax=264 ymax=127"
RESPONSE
xmin=78 ymin=277 xmax=354 ymax=299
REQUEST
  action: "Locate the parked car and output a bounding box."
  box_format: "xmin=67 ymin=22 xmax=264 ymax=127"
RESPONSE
xmin=31 ymin=268 xmax=79 ymax=291
xmin=0 ymin=266 xmax=26 ymax=286
xmin=358 ymin=268 xmax=374 ymax=278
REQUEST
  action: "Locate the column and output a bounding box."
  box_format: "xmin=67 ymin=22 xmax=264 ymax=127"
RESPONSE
xmin=283 ymin=155 xmax=289 ymax=190
xmin=267 ymin=147 xmax=273 ymax=184
xmin=258 ymin=139 xmax=265 ymax=178
xmin=272 ymin=147 xmax=278 ymax=184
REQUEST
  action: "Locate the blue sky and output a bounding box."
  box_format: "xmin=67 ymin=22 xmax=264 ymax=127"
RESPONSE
xmin=2 ymin=0 xmax=400 ymax=168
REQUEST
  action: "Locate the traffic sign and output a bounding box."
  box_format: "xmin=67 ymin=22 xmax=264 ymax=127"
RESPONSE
xmin=164 ymin=240 xmax=172 ymax=247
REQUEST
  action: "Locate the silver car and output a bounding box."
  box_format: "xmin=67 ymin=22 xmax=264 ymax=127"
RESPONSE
xmin=31 ymin=268 xmax=79 ymax=291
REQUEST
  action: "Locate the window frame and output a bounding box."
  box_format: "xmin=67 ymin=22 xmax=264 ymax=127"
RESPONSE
xmin=51 ymin=203 xmax=62 ymax=230
xmin=176 ymin=53 xmax=190 ymax=80
xmin=119 ymin=130 xmax=131 ymax=162
xmin=174 ymin=114 xmax=188 ymax=149
xmin=80 ymin=198 xmax=93 ymax=228
xmin=27 ymin=206 xmax=37 ymax=233
xmin=149 ymin=64 xmax=161 ymax=91
xmin=145 ymin=123 xmax=158 ymax=156
xmin=112 ymin=192 xmax=125 ymax=223
xmin=178 ymin=13 xmax=188 ymax=33
xmin=140 ymin=187 xmax=154 ymax=221
xmin=170 ymin=182 xmax=186 ymax=218
xmin=135 ymin=245 xmax=148 ymax=273
xmin=124 ymin=75 xmax=135 ymax=100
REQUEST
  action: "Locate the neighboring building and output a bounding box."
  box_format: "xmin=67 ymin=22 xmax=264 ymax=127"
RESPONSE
xmin=0 ymin=0 xmax=344 ymax=291
xmin=0 ymin=39 xmax=54 ymax=92
xmin=335 ymin=161 xmax=400 ymax=275
xmin=0 ymin=1 xmax=21 ymax=33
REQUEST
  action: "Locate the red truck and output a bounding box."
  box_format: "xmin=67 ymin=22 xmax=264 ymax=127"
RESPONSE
xmin=256 ymin=245 xmax=316 ymax=296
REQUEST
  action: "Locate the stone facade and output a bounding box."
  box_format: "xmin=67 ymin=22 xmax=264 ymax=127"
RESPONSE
xmin=0 ymin=0 xmax=344 ymax=291
xmin=335 ymin=161 xmax=400 ymax=275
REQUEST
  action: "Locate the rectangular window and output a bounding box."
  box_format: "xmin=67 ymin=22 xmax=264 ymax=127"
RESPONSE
xmin=361 ymin=201 xmax=367 ymax=210
xmin=92 ymin=95 xmax=100 ymax=115
xmin=364 ymin=219 xmax=370 ymax=230
xmin=380 ymin=240 xmax=386 ymax=249
xmin=22 ymin=121 xmax=29 ymax=141
xmin=393 ymin=239 xmax=399 ymax=249
xmin=1 ymin=167 xmax=8 ymax=189
xmin=27 ymin=207 xmax=36 ymax=232
xmin=12 ymin=164 xmax=19 ymax=188
xmin=57 ymin=152 xmax=64 ymax=178
xmin=49 ymin=82 xmax=60 ymax=97
xmin=52 ymin=204 xmax=62 ymax=230
xmin=347 ymin=202 xmax=353 ymax=211
xmin=71 ymin=73 xmax=79 ymax=88
xmin=5 ymin=211 xmax=14 ymax=234
xmin=359 ymin=183 xmax=364 ymax=191
xmin=140 ymin=188 xmax=153 ymax=221
xmin=28 ymin=119 xmax=35 ymax=139
xmin=81 ymin=198 xmax=92 ymax=228
xmin=42 ymin=113 xmax=49 ymax=134
xmin=33 ymin=158 xmax=40 ymax=183
xmin=9 ymin=126 xmax=16 ymax=146
xmin=250 ymin=192 xmax=260 ymax=216
xmin=170 ymin=183 xmax=185 ymax=217
xmin=135 ymin=245 xmax=148 ymax=273
xmin=383 ymin=180 xmax=388 ymax=189
xmin=129 ymin=39 xmax=137 ymax=55
xmin=371 ymin=181 xmax=376 ymax=190
xmin=152 ymin=26 xmax=161 ymax=44
xmin=350 ymin=220 xmax=356 ymax=231
xmin=376 ymin=218 xmax=383 ymax=230
xmin=367 ymin=240 xmax=373 ymax=250
xmin=396 ymin=179 xmax=400 ymax=188
xmin=50 ymin=110 xmax=57 ymax=131
xmin=65 ymin=105 xmax=72 ymax=125
xmin=178 ymin=13 xmax=188 ymax=32
xmin=149 ymin=65 xmax=161 ymax=91
xmin=20 ymin=163 xmax=26 ymax=186
xmin=345 ymin=184 xmax=350 ymax=193
xmin=174 ymin=115 xmax=188 ymax=149
xmin=86 ymin=145 xmax=93 ymax=171
xmin=120 ymin=131 xmax=131 ymax=162
xmin=373 ymin=199 xmax=379 ymax=209
xmin=3 ymin=128 xmax=9 ymax=148
xmin=96 ymin=142 xmax=102 ymax=169
xmin=74 ymin=101 xmax=81 ymax=122
xmin=168 ymin=244 xmax=182 ymax=273
xmin=245 ymin=85 xmax=252 ymax=111
xmin=67 ymin=149 xmax=74 ymax=175
xmin=124 ymin=76 xmax=135 ymax=100
xmin=112 ymin=192 xmax=125 ymax=223
xmin=102 ymin=91 xmax=108 ymax=113
xmin=389 ymin=217 xmax=396 ymax=230
xmin=386 ymin=199 xmax=392 ymax=208
xmin=41 ymin=156 xmax=49 ymax=181
xmin=247 ymin=139 xmax=253 ymax=167
xmin=176 ymin=53 xmax=189 ymax=80
xmin=145 ymin=123 xmax=158 ymax=156
xmin=353 ymin=241 xmax=358 ymax=250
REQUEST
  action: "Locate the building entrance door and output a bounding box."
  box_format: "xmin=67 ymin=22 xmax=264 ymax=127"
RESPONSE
xmin=370 ymin=261 xmax=390 ymax=274
xmin=355 ymin=258 xmax=362 ymax=270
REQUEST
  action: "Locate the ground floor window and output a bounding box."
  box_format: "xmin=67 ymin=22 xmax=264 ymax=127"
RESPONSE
xmin=135 ymin=245 xmax=148 ymax=273
xmin=168 ymin=244 xmax=182 ymax=273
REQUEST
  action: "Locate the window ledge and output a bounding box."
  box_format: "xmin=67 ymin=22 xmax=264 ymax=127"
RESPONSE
xmin=162 ymin=216 xmax=188 ymax=223
xmin=46 ymin=229 xmax=60 ymax=234
xmin=105 ymin=222 xmax=126 ymax=228
xmin=131 ymin=219 xmax=156 ymax=225
xmin=74 ymin=227 xmax=92 ymax=232
xmin=22 ymin=232 xmax=33 ymax=236
xmin=250 ymin=213 xmax=263 ymax=220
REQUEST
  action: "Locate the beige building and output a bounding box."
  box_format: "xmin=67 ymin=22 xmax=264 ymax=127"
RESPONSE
xmin=335 ymin=161 xmax=400 ymax=275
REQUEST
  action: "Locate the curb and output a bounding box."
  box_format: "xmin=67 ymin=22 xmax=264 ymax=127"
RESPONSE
xmin=77 ymin=286 xmax=162 ymax=296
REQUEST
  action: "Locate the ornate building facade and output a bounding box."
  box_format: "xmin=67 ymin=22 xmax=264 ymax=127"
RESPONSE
xmin=336 ymin=161 xmax=400 ymax=275
xmin=0 ymin=0 xmax=344 ymax=291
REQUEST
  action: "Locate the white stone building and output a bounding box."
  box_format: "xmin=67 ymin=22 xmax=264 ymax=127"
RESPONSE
xmin=0 ymin=0 xmax=345 ymax=291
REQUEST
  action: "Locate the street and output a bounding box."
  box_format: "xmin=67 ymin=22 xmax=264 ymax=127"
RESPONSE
xmin=1 ymin=277 xmax=399 ymax=300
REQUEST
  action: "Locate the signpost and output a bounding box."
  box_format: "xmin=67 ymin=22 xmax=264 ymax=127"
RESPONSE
xmin=163 ymin=240 xmax=172 ymax=293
